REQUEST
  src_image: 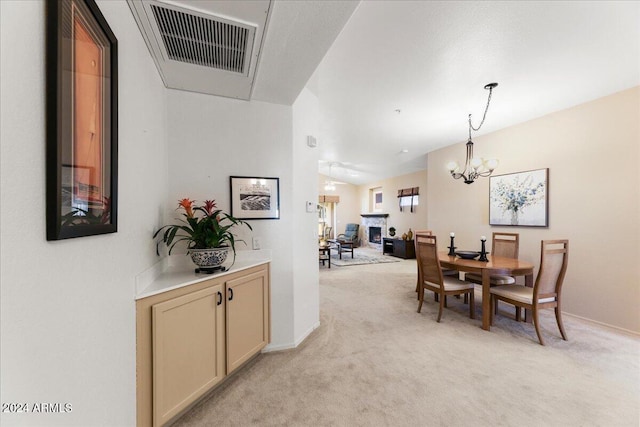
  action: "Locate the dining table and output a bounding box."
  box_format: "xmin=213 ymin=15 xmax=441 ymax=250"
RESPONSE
xmin=438 ymin=251 xmax=535 ymax=330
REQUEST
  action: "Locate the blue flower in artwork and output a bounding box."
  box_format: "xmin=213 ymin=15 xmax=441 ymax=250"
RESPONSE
xmin=491 ymin=174 xmax=545 ymax=215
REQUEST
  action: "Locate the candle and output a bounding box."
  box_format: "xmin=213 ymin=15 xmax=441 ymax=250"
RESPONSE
xmin=481 ymin=235 xmax=486 ymax=241
xmin=450 ymin=232 xmax=455 ymax=237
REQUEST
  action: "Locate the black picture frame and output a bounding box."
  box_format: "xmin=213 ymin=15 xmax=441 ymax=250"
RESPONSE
xmin=489 ymin=168 xmax=549 ymax=227
xmin=46 ymin=0 xmax=118 ymax=240
xmin=230 ymin=176 xmax=280 ymax=220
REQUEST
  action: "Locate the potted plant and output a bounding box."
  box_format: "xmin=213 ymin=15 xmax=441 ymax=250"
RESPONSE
xmin=154 ymin=198 xmax=252 ymax=269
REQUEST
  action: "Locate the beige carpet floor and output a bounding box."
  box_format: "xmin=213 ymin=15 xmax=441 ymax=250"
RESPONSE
xmin=175 ymin=256 xmax=640 ymax=426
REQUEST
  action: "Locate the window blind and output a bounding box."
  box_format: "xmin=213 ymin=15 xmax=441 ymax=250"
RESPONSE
xmin=397 ymin=187 xmax=419 ymax=212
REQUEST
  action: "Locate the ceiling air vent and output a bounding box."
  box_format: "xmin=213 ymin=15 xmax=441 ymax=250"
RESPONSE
xmin=150 ymin=4 xmax=249 ymax=74
xmin=127 ymin=0 xmax=271 ymax=100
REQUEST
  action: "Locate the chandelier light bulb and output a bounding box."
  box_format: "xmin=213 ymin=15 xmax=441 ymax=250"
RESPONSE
xmin=470 ymin=157 xmax=483 ymax=169
xmin=446 ymin=161 xmax=459 ymax=172
xmin=485 ymin=158 xmax=499 ymax=170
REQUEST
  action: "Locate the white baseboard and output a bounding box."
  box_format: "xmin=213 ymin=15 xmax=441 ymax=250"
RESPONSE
xmin=262 ymin=321 xmax=321 ymax=353
xmin=563 ymin=312 xmax=639 ymax=336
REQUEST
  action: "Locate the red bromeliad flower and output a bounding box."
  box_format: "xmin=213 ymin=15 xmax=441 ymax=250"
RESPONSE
xmin=203 ymin=199 xmax=217 ymax=216
xmin=178 ymin=198 xmax=194 ymax=218
xmin=155 ymin=196 xmax=252 ymax=256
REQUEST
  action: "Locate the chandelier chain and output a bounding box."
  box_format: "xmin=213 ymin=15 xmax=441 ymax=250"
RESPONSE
xmin=468 ymin=86 xmax=494 ymax=133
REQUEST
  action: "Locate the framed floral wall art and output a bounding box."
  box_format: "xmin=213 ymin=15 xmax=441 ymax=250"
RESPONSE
xmin=489 ymin=168 xmax=549 ymax=227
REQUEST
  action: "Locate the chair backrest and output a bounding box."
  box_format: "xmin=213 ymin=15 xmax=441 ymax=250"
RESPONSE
xmin=492 ymin=232 xmax=519 ymax=259
xmin=414 ymin=231 xmax=432 ymax=282
xmin=344 ymin=223 xmax=359 ymax=238
xmin=414 ymin=232 xmax=432 ymax=259
xmin=415 ymin=233 xmax=443 ymax=287
xmin=534 ymin=240 xmax=569 ymax=299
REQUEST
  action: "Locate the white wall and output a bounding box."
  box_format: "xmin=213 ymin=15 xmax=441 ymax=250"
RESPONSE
xmin=427 ymin=87 xmax=640 ymax=333
xmin=164 ymin=89 xmax=298 ymax=348
xmin=292 ymin=88 xmax=321 ymax=344
xmin=0 ymin=1 xmax=168 ymax=425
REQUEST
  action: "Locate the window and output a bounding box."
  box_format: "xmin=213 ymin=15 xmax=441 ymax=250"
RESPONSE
xmin=400 ymin=195 xmax=419 ymax=207
xmin=397 ymin=187 xmax=419 ymax=212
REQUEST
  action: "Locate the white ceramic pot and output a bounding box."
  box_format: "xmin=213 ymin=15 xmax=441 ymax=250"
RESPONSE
xmin=189 ymin=247 xmax=230 ymax=268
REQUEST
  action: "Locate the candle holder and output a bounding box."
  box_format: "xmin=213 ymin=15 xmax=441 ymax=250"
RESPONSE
xmin=448 ymin=236 xmax=457 ymax=256
xmin=478 ymin=239 xmax=489 ymax=262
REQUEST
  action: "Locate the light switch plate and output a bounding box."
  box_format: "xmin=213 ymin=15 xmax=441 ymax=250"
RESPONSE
xmin=252 ymin=237 xmax=261 ymax=250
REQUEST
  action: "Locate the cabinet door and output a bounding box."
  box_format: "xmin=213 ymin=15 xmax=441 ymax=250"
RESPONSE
xmin=152 ymin=284 xmax=225 ymax=427
xmin=226 ymin=269 xmax=270 ymax=373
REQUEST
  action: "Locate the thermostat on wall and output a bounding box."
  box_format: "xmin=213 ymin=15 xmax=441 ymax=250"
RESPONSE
xmin=306 ymin=135 xmax=317 ymax=148
xmin=306 ymin=201 xmax=315 ymax=212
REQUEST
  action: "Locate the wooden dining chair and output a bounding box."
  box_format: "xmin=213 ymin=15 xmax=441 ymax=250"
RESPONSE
xmin=465 ymin=232 xmax=519 ymax=313
xmin=490 ymin=240 xmax=569 ymax=345
xmin=416 ymin=234 xmax=475 ymax=322
xmin=414 ymin=230 xmax=457 ymax=300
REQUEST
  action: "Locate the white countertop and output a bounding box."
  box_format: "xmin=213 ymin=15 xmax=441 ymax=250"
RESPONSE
xmin=135 ymin=249 xmax=271 ymax=300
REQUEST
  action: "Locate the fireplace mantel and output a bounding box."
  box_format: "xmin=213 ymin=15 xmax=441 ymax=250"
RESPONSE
xmin=360 ymin=213 xmax=389 ymax=218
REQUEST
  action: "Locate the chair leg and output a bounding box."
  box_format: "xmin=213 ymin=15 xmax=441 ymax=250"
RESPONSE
xmin=468 ymin=290 xmax=475 ymax=320
xmin=444 ymin=295 xmax=448 ymax=308
xmin=464 ymin=294 xmax=468 ymax=304
xmin=532 ymin=308 xmax=545 ymax=346
xmin=515 ymin=306 xmax=521 ymax=322
xmin=417 ymin=286 xmax=424 ymax=313
xmin=490 ymin=295 xmax=495 ymax=325
xmin=555 ymin=306 xmax=568 ymax=341
xmin=494 ymin=300 xmax=499 ymax=315
xmin=436 ymin=293 xmax=445 ymax=322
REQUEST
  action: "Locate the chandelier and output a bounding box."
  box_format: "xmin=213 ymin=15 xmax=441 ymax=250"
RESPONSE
xmin=324 ymin=162 xmax=337 ymax=191
xmin=446 ymin=82 xmax=499 ymax=184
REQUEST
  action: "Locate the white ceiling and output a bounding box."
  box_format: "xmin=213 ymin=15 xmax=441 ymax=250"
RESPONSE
xmin=129 ymin=0 xmax=359 ymax=101
xmin=309 ymin=1 xmax=640 ymax=184
xmin=252 ymin=0 xmax=360 ymax=104
xmin=158 ymin=1 xmax=639 ymax=185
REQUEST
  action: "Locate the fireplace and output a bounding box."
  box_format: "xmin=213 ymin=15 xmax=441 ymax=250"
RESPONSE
xmin=369 ymin=227 xmax=382 ymax=244
xmin=360 ymin=213 xmax=388 ymax=249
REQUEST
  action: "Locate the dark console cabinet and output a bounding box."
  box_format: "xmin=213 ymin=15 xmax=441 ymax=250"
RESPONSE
xmin=383 ymin=238 xmax=415 ymax=259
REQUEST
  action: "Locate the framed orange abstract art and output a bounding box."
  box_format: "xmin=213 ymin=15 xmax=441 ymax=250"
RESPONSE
xmin=46 ymin=0 xmax=118 ymax=240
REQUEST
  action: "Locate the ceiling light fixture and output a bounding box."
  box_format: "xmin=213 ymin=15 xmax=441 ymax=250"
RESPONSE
xmin=446 ymin=82 xmax=499 ymax=184
xmin=324 ymin=162 xmax=337 ymax=191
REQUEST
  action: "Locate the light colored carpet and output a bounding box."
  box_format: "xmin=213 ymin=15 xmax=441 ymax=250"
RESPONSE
xmin=330 ymin=247 xmax=400 ymax=266
xmin=175 ymin=258 xmax=640 ymax=426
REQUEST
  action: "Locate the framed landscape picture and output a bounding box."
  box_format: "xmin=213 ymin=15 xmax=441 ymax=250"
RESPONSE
xmin=230 ymin=176 xmax=280 ymax=220
xmin=489 ymin=168 xmax=549 ymax=227
xmin=46 ymin=0 xmax=118 ymax=240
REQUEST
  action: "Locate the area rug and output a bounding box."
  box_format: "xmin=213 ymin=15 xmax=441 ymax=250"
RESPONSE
xmin=330 ymin=249 xmax=400 ymax=266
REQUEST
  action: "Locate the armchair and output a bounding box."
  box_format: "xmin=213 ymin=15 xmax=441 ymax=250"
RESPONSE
xmin=337 ymin=223 xmax=360 ymax=247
